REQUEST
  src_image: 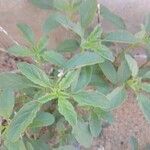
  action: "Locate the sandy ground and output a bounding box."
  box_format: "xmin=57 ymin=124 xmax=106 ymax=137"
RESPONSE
xmin=1 ymin=0 xmax=150 ymax=150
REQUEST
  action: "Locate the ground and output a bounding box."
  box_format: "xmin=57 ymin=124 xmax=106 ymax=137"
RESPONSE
xmin=1 ymin=1 xmax=150 ymax=150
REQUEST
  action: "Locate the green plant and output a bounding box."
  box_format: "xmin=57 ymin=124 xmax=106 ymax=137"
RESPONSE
xmin=1 ymin=0 xmax=150 ymax=149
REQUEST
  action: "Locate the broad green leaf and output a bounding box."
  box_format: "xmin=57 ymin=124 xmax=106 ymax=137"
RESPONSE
xmin=89 ymin=68 xmax=107 ymax=86
xmin=98 ymin=45 xmax=115 ymax=62
xmin=4 ymin=139 xmax=26 ymax=150
xmin=54 ymin=145 xmax=76 ymax=150
xmin=79 ymin=0 xmax=97 ymax=28
xmin=37 ymin=36 xmax=49 ymax=50
xmin=89 ymin=112 xmax=102 ymax=137
xmin=59 ymin=70 xmax=79 ymax=89
xmin=73 ymin=91 xmax=109 ymax=109
xmin=71 ymin=69 xmax=81 ymax=91
xmin=65 ymin=52 xmax=105 ymax=69
xmin=94 ymin=108 xmax=114 ymax=124
xmin=7 ymin=101 xmax=41 ymax=142
xmin=58 ymin=99 xmax=77 ymax=127
xmin=43 ymin=14 xmax=60 ymax=33
xmin=137 ymin=94 xmax=150 ymax=122
xmin=100 ymin=61 xmax=117 ymax=84
xmin=138 ymin=67 xmax=150 ymax=77
xmin=25 ymin=141 xmax=34 ymax=150
xmin=73 ymin=87 xmax=126 ymax=110
xmin=54 ymin=0 xmax=81 ymax=13
xmin=54 ymin=0 xmax=70 ymax=12
xmin=0 ymin=73 xmax=36 ymax=91
xmin=42 ymin=51 xmax=66 ymax=66
xmin=142 ymin=71 xmax=150 ymax=79
xmin=96 ymin=82 xmax=112 ymax=95
xmin=18 ymin=62 xmax=50 ymax=87
xmin=104 ymin=30 xmax=137 ymax=44
xmin=73 ymin=66 xmax=93 ymax=91
xmin=101 ymin=5 xmax=126 ymax=29
xmin=8 ymin=45 xmax=33 ymax=57
xmin=29 ymin=112 xmax=55 ymax=128
xmin=106 ymin=86 xmax=126 ymax=110
xmin=72 ymin=121 xmax=93 ymax=148
xmin=29 ymin=0 xmax=54 ymax=9
xmin=117 ymin=60 xmax=131 ymax=84
xmin=144 ymin=14 xmax=150 ymax=33
xmin=29 ymin=140 xmax=49 ymax=150
xmin=0 ymin=89 xmax=14 ymax=119
xmin=81 ymin=26 xmax=102 ymax=51
xmin=56 ymin=39 xmax=79 ymax=52
xmin=55 ymin=13 xmax=84 ymax=38
xmin=125 ymin=54 xmax=139 ymax=77
xmin=129 ymin=136 xmax=138 ymax=150
xmin=141 ymin=83 xmax=150 ymax=93
xmin=37 ymin=94 xmax=56 ymax=104
xmin=17 ymin=23 xmax=34 ymax=44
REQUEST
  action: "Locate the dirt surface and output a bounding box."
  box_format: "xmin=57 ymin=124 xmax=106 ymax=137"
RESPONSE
xmin=1 ymin=1 xmax=150 ymax=150
xmin=92 ymin=92 xmax=150 ymax=150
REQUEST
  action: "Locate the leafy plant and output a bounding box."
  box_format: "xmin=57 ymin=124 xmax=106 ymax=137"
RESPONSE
xmin=1 ymin=0 xmax=150 ymax=149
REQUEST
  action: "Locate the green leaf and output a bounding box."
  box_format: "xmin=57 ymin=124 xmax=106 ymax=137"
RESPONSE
xmin=4 ymin=139 xmax=26 ymax=150
xmin=101 ymin=5 xmax=126 ymax=29
xmin=141 ymin=83 xmax=150 ymax=93
xmin=29 ymin=112 xmax=55 ymax=128
xmin=72 ymin=121 xmax=93 ymax=148
xmin=106 ymin=86 xmax=126 ymax=110
xmin=54 ymin=0 xmax=70 ymax=12
xmin=59 ymin=70 xmax=79 ymax=90
xmin=29 ymin=140 xmax=49 ymax=150
xmin=94 ymin=108 xmax=114 ymax=124
xmin=58 ymin=99 xmax=77 ymax=127
xmin=100 ymin=61 xmax=117 ymax=84
xmin=142 ymin=71 xmax=150 ymax=79
xmin=137 ymin=94 xmax=150 ymax=122
xmin=18 ymin=62 xmax=50 ymax=88
xmin=79 ymin=0 xmax=97 ymax=28
xmin=81 ymin=26 xmax=102 ymax=51
xmin=55 ymin=13 xmax=84 ymax=37
xmin=73 ymin=91 xmax=109 ymax=109
xmin=98 ymin=45 xmax=115 ymax=62
xmin=56 ymin=39 xmax=79 ymax=52
xmin=0 ymin=73 xmax=36 ymax=91
xmin=37 ymin=36 xmax=49 ymax=50
xmin=104 ymin=30 xmax=137 ymax=44
xmin=54 ymin=0 xmax=81 ymax=13
xmin=54 ymin=145 xmax=76 ymax=150
xmin=125 ymin=54 xmax=139 ymax=77
xmin=43 ymin=14 xmax=60 ymax=33
xmin=42 ymin=51 xmax=66 ymax=66
xmin=96 ymin=82 xmax=112 ymax=95
xmin=29 ymin=0 xmax=54 ymax=9
xmin=117 ymin=60 xmax=131 ymax=84
xmin=0 ymin=89 xmax=14 ymax=119
xmin=73 ymin=87 xmax=126 ymax=110
xmin=37 ymin=94 xmax=56 ymax=104
xmin=8 ymin=45 xmax=33 ymax=57
xmin=65 ymin=52 xmax=105 ymax=69
xmin=25 ymin=141 xmax=34 ymax=150
xmin=138 ymin=67 xmax=150 ymax=77
xmin=129 ymin=136 xmax=138 ymax=150
xmin=7 ymin=101 xmax=41 ymax=142
xmin=73 ymin=66 xmax=93 ymax=91
xmin=89 ymin=112 xmax=102 ymax=137
xmin=17 ymin=23 xmax=34 ymax=43
xmin=144 ymin=13 xmax=150 ymax=33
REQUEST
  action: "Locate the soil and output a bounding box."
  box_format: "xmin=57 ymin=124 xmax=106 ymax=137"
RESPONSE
xmin=1 ymin=1 xmax=150 ymax=150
